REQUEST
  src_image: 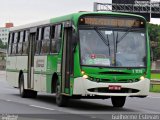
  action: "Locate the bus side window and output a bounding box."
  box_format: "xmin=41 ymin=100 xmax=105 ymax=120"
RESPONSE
xmin=35 ymin=28 xmax=42 ymax=55
xmin=51 ymin=24 xmax=62 ymax=53
xmin=8 ymin=33 xmax=13 ymax=55
xmin=17 ymin=31 xmax=24 ymax=55
xmin=12 ymin=32 xmax=19 ymax=55
xmin=50 ymin=26 xmax=55 ymax=53
xmin=22 ymin=30 xmax=29 ymax=55
xmin=41 ymin=26 xmax=50 ymax=54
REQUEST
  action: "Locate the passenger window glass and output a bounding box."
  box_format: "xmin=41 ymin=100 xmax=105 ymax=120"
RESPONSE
xmin=44 ymin=27 xmax=50 ymax=39
xmin=17 ymin=31 xmax=23 ymax=54
xmin=25 ymin=31 xmax=29 ymax=42
xmin=14 ymin=33 xmax=18 ymax=43
xmin=38 ymin=28 xmax=42 ymax=40
xmin=40 ymin=26 xmax=50 ymax=54
xmin=12 ymin=44 xmax=17 ymax=54
xmin=41 ymin=40 xmax=50 ymax=54
xmin=35 ymin=28 xmax=41 ymax=54
xmin=51 ymin=24 xmax=62 ymax=53
xmin=22 ymin=30 xmax=29 ymax=55
xmin=55 ymin=25 xmax=62 ymax=38
xmin=35 ymin=41 xmax=41 ymax=54
xmin=22 ymin=42 xmax=28 ymax=54
xmin=8 ymin=33 xmax=14 ymax=55
xmin=19 ymin=31 xmax=24 ymax=42
xmin=9 ymin=33 xmax=13 ymax=44
xmin=51 ymin=26 xmax=55 ymax=39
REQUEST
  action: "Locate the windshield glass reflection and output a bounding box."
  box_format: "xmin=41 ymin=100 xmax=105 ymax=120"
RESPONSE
xmin=79 ymin=29 xmax=146 ymax=67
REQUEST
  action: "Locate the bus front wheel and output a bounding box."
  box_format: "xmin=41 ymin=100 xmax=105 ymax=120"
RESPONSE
xmin=111 ymin=96 xmax=126 ymax=108
xmin=56 ymin=83 xmax=68 ymax=107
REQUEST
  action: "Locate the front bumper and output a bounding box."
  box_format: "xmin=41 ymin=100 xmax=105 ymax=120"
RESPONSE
xmin=73 ymin=77 xmax=150 ymax=97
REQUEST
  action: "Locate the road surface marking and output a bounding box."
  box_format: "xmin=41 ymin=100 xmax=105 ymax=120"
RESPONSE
xmin=90 ymin=116 xmax=97 ymax=119
xmin=30 ymin=105 xmax=55 ymax=111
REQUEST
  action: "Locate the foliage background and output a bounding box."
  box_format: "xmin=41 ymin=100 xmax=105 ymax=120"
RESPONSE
xmin=148 ymin=23 xmax=160 ymax=61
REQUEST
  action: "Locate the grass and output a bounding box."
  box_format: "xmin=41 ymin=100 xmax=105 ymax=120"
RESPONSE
xmin=151 ymin=73 xmax=160 ymax=79
xmin=150 ymin=73 xmax=160 ymax=93
xmin=150 ymin=85 xmax=160 ymax=93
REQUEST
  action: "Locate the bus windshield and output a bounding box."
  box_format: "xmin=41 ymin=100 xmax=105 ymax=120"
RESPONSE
xmin=79 ymin=28 xmax=146 ymax=67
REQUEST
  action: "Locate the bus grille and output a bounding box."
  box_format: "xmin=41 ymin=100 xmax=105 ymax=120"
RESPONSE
xmin=88 ymin=87 xmax=139 ymax=93
xmin=89 ymin=77 xmax=140 ymax=83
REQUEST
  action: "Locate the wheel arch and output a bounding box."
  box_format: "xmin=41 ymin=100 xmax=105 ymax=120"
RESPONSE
xmin=18 ymin=70 xmax=23 ymax=88
xmin=51 ymin=72 xmax=59 ymax=93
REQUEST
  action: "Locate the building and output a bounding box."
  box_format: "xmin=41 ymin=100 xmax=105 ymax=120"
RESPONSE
xmin=0 ymin=23 xmax=14 ymax=45
xmin=0 ymin=48 xmax=6 ymax=70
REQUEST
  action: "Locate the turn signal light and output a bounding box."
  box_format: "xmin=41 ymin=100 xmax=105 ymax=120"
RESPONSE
xmin=83 ymin=75 xmax=88 ymax=79
xmin=140 ymin=76 xmax=145 ymax=80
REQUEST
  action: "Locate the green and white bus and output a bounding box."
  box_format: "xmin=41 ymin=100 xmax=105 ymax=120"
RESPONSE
xmin=6 ymin=12 xmax=150 ymax=107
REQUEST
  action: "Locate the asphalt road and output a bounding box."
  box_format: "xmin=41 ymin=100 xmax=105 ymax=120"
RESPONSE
xmin=0 ymin=71 xmax=160 ymax=120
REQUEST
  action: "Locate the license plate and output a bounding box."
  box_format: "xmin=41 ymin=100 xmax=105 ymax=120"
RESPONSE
xmin=108 ymin=85 xmax=121 ymax=90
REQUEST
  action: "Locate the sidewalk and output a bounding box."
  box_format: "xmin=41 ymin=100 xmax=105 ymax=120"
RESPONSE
xmin=149 ymin=92 xmax=160 ymax=97
xmin=0 ymin=70 xmax=6 ymax=75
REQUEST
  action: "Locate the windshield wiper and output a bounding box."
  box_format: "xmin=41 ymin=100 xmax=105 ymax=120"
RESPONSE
xmin=115 ymin=26 xmax=135 ymax=55
xmin=94 ymin=27 xmax=111 ymax=55
xmin=116 ymin=26 xmax=135 ymax=44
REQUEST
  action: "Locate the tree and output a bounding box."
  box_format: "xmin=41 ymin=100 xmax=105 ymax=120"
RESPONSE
xmin=148 ymin=23 xmax=160 ymax=61
xmin=0 ymin=39 xmax=7 ymax=49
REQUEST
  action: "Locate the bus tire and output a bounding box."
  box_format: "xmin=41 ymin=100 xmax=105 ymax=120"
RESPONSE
xmin=19 ymin=73 xmax=29 ymax=98
xmin=19 ymin=74 xmax=37 ymax=98
xmin=111 ymin=96 xmax=126 ymax=108
xmin=56 ymin=82 xmax=68 ymax=107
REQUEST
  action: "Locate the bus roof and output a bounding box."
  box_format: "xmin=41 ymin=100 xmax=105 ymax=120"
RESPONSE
xmin=10 ymin=12 xmax=146 ymax=32
xmin=9 ymin=20 xmax=50 ymax=31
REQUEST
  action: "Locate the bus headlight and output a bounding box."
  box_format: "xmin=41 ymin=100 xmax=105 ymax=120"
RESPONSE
xmin=81 ymin=71 xmax=85 ymax=75
xmin=83 ymin=75 xmax=88 ymax=79
xmin=140 ymin=76 xmax=145 ymax=80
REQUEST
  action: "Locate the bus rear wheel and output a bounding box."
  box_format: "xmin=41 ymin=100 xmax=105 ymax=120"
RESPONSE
xmin=56 ymin=82 xmax=68 ymax=107
xmin=19 ymin=74 xmax=37 ymax=98
xmin=111 ymin=96 xmax=126 ymax=108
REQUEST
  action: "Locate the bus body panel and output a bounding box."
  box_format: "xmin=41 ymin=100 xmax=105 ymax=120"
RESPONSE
xmin=34 ymin=55 xmax=47 ymax=92
xmin=46 ymin=55 xmax=59 ymax=93
xmin=33 ymin=55 xmax=59 ymax=92
xmin=23 ymin=73 xmax=28 ymax=89
xmin=6 ymin=56 xmax=18 ymax=87
xmin=73 ymin=77 xmax=150 ymax=96
xmin=6 ymin=71 xmax=19 ymax=87
xmin=16 ymin=56 xmax=28 ymax=70
xmin=6 ymin=56 xmax=17 ymax=70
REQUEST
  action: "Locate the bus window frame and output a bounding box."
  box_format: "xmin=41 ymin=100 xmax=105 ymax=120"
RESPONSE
xmin=22 ymin=30 xmax=29 ymax=55
xmin=17 ymin=31 xmax=24 ymax=55
xmin=40 ymin=26 xmax=51 ymax=55
xmin=50 ymin=24 xmax=63 ymax=54
xmin=8 ymin=32 xmax=14 ymax=55
xmin=35 ymin=27 xmax=42 ymax=55
xmin=11 ymin=32 xmax=20 ymax=55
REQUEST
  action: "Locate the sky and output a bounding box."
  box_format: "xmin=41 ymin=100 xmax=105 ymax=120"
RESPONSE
xmin=0 ymin=0 xmax=160 ymax=27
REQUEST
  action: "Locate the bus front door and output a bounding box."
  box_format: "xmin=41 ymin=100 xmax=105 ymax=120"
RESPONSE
xmin=28 ymin=28 xmax=36 ymax=89
xmin=61 ymin=26 xmax=73 ymax=94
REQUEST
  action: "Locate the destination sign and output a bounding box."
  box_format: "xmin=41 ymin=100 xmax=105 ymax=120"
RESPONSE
xmin=79 ymin=17 xmax=145 ymax=28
